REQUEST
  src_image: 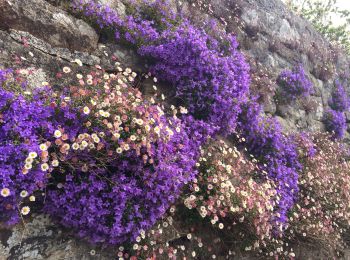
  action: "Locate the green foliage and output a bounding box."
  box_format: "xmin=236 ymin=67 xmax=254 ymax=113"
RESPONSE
xmin=285 ymin=0 xmax=350 ymax=53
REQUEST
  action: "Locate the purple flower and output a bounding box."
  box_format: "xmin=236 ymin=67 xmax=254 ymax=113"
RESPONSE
xmin=277 ymin=64 xmax=313 ymax=99
xmin=44 ymin=117 xmax=197 ymax=245
xmin=0 ymin=70 xmax=84 ymax=225
xmin=72 ymin=1 xmax=250 ymax=136
xmin=237 ymin=100 xmax=300 ymax=227
xmin=329 ymin=81 xmax=350 ymax=112
xmin=0 ymin=69 xmax=12 ymax=84
xmin=70 ymin=0 xmax=303 ymax=234
xmin=324 ymin=109 xmax=347 ymax=139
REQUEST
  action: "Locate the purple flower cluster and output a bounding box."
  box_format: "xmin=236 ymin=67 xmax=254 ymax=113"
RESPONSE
xmin=45 ymin=123 xmax=196 ymax=245
xmin=72 ymin=0 xmax=161 ymax=43
xmin=0 ymin=70 xmax=87 ymax=225
xmin=0 ymin=66 xmax=198 ymax=245
xmin=324 ymin=109 xmax=347 ymax=139
xmin=72 ymin=0 xmax=250 ymax=135
xmin=0 ymin=69 xmax=12 ymax=84
xmin=324 ymin=81 xmax=349 ymax=139
xmin=0 ymin=82 xmax=53 ymax=224
xmin=237 ymin=100 xmax=300 ymax=226
xmin=329 ymin=81 xmax=350 ymax=112
xmin=277 ymin=64 xmax=313 ymax=100
xmin=71 ymin=0 xmax=302 ymax=231
xmin=139 ymin=22 xmax=250 ymax=134
xmin=1 ymin=0 xmax=322 ymax=250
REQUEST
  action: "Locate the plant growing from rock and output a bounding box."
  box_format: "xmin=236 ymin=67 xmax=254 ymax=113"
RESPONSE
xmin=237 ymin=101 xmax=301 ymax=228
xmin=72 ymin=0 xmax=251 ymax=136
xmin=324 ymin=109 xmax=347 ymax=139
xmin=183 ymin=139 xmax=277 ymax=252
xmin=70 ymin=0 xmax=304 ymax=230
xmin=323 ymin=81 xmax=349 ymax=139
xmin=277 ymin=64 xmax=313 ymax=101
xmin=329 ymin=81 xmax=350 ymax=112
xmin=0 ymin=68 xmax=83 ymax=225
xmin=23 ymin=66 xmax=198 ymax=245
xmin=286 ymin=133 xmax=350 ymax=254
xmin=4 ymin=0 xmax=350 ymax=258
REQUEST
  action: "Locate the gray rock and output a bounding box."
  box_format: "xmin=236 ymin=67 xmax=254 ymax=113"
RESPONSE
xmin=278 ymin=18 xmax=300 ymax=43
xmin=276 ymin=116 xmax=297 ymax=132
xmin=264 ymin=54 xmax=278 ymax=69
xmin=241 ymin=9 xmax=259 ymax=28
xmin=345 ymin=112 xmax=350 ymax=122
xmin=0 ymin=214 xmax=115 ymax=260
xmin=0 ymin=0 xmax=98 ymax=52
xmin=276 ymin=103 xmax=305 ymax=120
xmin=263 ymin=96 xmax=277 ymax=114
xmin=313 ymin=98 xmax=324 ymax=120
xmin=26 ymin=68 xmax=47 ymax=88
xmin=98 ymin=0 xmax=126 ymax=16
xmin=306 ymin=118 xmax=325 ymax=132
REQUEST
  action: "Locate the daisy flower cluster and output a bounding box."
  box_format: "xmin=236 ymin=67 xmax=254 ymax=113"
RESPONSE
xmin=184 ymin=139 xmax=277 ymax=251
xmin=286 ymin=133 xmax=350 ymax=253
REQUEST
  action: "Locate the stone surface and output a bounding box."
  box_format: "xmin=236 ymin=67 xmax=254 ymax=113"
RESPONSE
xmin=0 ymin=0 xmax=99 ymax=52
xmin=98 ymin=0 xmax=126 ymax=15
xmin=0 ymin=214 xmax=116 ymax=260
xmin=181 ymin=0 xmax=350 ymax=135
xmin=0 ymin=27 xmax=144 ymax=86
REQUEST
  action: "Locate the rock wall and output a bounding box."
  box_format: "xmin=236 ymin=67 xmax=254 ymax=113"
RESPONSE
xmin=1 ymin=0 xmax=350 ymax=259
xmin=232 ymin=0 xmax=350 ymax=134
xmin=179 ymin=0 xmax=350 ymax=135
